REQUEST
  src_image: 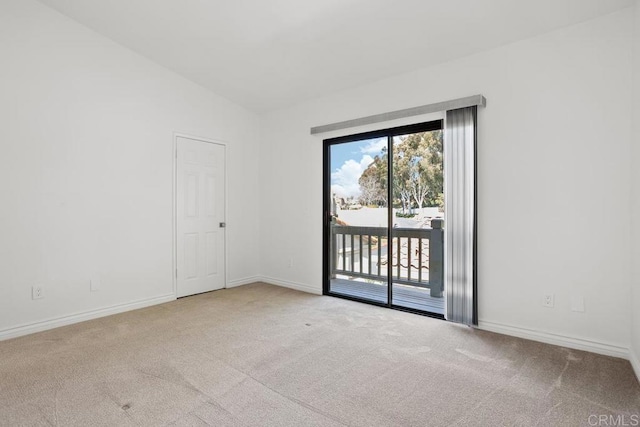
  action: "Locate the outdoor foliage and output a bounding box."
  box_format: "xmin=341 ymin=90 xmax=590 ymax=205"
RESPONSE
xmin=358 ymin=130 xmax=443 ymax=211
xmin=358 ymin=153 xmax=387 ymax=207
xmin=395 ymin=212 xmax=417 ymax=218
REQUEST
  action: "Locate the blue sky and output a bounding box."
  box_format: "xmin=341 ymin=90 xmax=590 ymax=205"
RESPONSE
xmin=330 ymin=137 xmax=386 ymax=198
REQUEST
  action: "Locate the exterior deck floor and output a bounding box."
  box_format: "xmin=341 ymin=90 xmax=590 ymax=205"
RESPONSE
xmin=330 ymin=278 xmax=445 ymax=315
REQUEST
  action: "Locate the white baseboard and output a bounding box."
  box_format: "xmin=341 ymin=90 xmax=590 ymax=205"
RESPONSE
xmin=226 ymin=276 xmax=260 ymax=288
xmin=478 ymin=320 xmax=629 ymax=359
xmin=630 ymin=347 xmax=640 ymax=383
xmin=259 ymin=276 xmax=322 ymax=295
xmin=0 ymin=293 xmax=175 ymax=342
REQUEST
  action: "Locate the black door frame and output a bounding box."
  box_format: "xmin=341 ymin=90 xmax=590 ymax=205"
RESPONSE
xmin=322 ymin=120 xmax=444 ymax=318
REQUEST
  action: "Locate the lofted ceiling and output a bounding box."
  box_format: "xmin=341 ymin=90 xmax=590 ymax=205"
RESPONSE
xmin=37 ymin=0 xmax=633 ymax=112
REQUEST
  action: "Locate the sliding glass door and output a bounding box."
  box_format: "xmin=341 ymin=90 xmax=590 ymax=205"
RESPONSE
xmin=323 ymin=121 xmax=444 ymax=317
xmin=390 ymin=130 xmax=444 ymax=314
xmin=326 ymin=137 xmax=389 ymax=304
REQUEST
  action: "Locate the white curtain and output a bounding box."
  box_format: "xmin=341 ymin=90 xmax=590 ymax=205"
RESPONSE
xmin=444 ymin=107 xmax=477 ymax=326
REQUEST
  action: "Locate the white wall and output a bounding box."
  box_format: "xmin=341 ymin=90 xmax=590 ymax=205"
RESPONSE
xmin=0 ymin=0 xmax=261 ymax=337
xmin=631 ymin=0 xmax=640 ymax=376
xmin=260 ymin=10 xmax=634 ymax=356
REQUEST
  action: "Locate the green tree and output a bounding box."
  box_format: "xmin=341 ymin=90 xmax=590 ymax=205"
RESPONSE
xmin=402 ymin=130 xmax=443 ymax=208
xmin=392 ymin=142 xmax=413 ymax=213
xmin=358 ymin=130 xmax=443 ymax=211
xmin=358 ymin=152 xmax=387 ymax=206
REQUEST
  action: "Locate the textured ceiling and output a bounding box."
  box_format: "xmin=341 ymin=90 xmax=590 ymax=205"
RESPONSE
xmin=37 ymin=0 xmax=633 ymax=112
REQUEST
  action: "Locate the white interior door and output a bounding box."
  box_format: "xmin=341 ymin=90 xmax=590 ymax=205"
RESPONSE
xmin=176 ymin=136 xmax=225 ymax=297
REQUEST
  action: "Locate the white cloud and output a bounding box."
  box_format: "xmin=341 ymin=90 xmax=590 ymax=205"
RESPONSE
xmin=331 ymin=155 xmax=374 ymax=198
xmin=360 ymin=138 xmax=387 ymax=155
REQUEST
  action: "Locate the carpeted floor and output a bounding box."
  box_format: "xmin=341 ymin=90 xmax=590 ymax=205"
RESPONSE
xmin=0 ymin=282 xmax=638 ymax=426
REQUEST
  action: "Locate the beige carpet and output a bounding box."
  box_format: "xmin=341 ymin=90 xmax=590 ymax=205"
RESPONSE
xmin=0 ymin=283 xmax=638 ymax=426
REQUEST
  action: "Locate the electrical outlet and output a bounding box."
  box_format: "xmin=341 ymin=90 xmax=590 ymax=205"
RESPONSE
xmin=32 ymin=285 xmax=44 ymax=300
xmin=543 ymin=294 xmax=554 ymax=308
xmin=288 ymin=257 xmax=294 ymax=268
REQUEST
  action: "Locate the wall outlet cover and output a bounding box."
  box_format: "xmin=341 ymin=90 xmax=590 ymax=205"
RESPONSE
xmin=32 ymin=285 xmax=44 ymax=300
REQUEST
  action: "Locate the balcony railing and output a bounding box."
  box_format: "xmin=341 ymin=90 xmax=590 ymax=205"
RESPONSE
xmin=330 ymin=219 xmax=443 ymax=297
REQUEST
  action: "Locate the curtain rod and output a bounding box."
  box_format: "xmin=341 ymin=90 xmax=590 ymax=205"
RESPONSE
xmin=310 ymin=94 xmax=486 ymax=135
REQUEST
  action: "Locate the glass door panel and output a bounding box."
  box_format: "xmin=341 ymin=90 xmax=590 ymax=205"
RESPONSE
xmin=324 ymin=120 xmax=444 ymax=317
xmin=328 ymin=137 xmax=389 ymax=304
xmin=391 ymin=130 xmax=445 ymax=315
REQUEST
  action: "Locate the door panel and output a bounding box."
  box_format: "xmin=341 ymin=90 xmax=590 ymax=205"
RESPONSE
xmin=390 ymin=130 xmax=445 ymax=315
xmin=327 ymin=137 xmax=389 ymax=304
xmin=177 ymin=137 xmax=225 ymax=297
xmin=324 ymin=121 xmax=445 ymax=317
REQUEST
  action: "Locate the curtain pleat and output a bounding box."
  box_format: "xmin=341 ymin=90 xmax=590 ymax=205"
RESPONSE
xmin=444 ymin=107 xmax=477 ymax=326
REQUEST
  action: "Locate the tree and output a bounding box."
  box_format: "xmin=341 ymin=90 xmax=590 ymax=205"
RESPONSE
xmin=358 ymin=170 xmax=379 ymax=206
xmin=358 ymin=153 xmax=388 ymax=207
xmin=357 ymin=130 xmax=443 ymax=212
xmin=395 ymin=130 xmax=443 ymax=209
xmin=392 ymin=144 xmax=413 ymax=213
